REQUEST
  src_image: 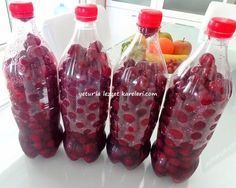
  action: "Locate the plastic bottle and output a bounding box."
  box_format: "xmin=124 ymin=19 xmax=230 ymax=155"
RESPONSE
xmin=3 ymin=2 xmax=63 ymax=158
xmin=151 ymin=17 xmax=236 ymax=182
xmin=107 ymin=9 xmax=167 ymax=169
xmin=59 ymin=4 xmax=111 ymax=162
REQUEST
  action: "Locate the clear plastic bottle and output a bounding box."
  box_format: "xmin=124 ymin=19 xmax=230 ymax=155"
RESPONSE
xmin=107 ymin=9 xmax=167 ymax=169
xmin=59 ymin=4 xmax=111 ymax=162
xmin=3 ymin=2 xmax=63 ymax=158
xmin=151 ymin=17 xmax=236 ymax=182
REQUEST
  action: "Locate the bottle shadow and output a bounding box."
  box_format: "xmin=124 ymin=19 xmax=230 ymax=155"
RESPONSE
xmin=0 ymin=148 xmax=105 ymax=188
xmin=102 ymin=158 xmax=145 ymax=188
xmin=0 ymin=149 xmax=190 ymax=188
xmin=142 ymin=163 xmax=189 ymax=188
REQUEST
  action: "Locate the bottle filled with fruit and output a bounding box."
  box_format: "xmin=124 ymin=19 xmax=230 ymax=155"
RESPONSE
xmin=2 ymin=2 xmax=63 ymax=158
xmin=107 ymin=9 xmax=167 ymax=169
xmin=151 ymin=17 xmax=236 ymax=182
xmin=59 ymin=4 xmax=111 ymax=162
xmin=121 ymin=31 xmax=192 ymax=74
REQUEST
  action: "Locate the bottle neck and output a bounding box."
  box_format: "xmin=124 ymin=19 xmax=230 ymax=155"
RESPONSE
xmin=4 ymin=18 xmax=39 ymax=60
xmin=12 ymin=18 xmax=37 ymax=35
xmin=205 ymin=36 xmax=229 ymax=64
xmin=72 ymin=20 xmax=99 ymax=48
xmin=205 ymin=36 xmax=229 ymax=52
xmin=138 ymin=25 xmax=159 ymax=38
xmin=176 ymin=36 xmax=232 ymax=80
xmin=203 ymin=36 xmax=231 ymax=78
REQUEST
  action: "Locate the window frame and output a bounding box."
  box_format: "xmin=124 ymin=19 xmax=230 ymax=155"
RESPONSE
xmin=157 ymin=0 xmax=229 ymax=25
xmin=107 ymin=0 xmax=231 ymax=26
xmin=106 ymin=0 xmax=157 ymax=10
xmin=0 ymin=0 xmax=11 ymax=45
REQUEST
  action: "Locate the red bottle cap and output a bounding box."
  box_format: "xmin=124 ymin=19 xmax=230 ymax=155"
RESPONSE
xmin=9 ymin=2 xmax=34 ymax=20
xmin=75 ymin=4 xmax=98 ymax=22
xmin=137 ymin=9 xmax=162 ymax=28
xmin=207 ymin=17 xmax=236 ymax=39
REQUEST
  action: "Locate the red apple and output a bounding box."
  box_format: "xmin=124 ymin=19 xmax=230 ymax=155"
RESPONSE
xmin=173 ymin=38 xmax=192 ymax=55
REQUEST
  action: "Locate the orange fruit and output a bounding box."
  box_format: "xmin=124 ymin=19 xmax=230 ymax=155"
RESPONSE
xmin=159 ymin=38 xmax=174 ymax=54
xmin=149 ymin=42 xmax=157 ymax=54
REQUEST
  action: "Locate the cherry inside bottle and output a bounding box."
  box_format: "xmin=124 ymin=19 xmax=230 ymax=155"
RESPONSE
xmin=107 ymin=9 xmax=167 ymax=169
xmin=151 ymin=17 xmax=236 ymax=182
xmin=59 ymin=4 xmax=111 ymax=162
xmin=3 ymin=2 xmax=63 ymax=158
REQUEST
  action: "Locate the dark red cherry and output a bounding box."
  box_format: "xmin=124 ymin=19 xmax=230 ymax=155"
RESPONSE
xmin=124 ymin=59 xmax=135 ymax=67
xmin=151 ymin=50 xmax=231 ymax=182
xmin=108 ymin=57 xmax=166 ymax=169
xmin=60 ymin=40 xmax=110 ymax=162
xmin=23 ymin=33 xmax=41 ymax=49
xmin=4 ymin=32 xmax=62 ymax=159
xmin=134 ymin=76 xmax=149 ymax=92
xmin=198 ymin=90 xmax=213 ymax=105
xmin=199 ymin=53 xmax=215 ymax=67
xmin=89 ymin=41 xmax=103 ymax=53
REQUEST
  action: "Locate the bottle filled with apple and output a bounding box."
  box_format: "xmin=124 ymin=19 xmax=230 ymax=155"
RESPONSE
xmin=58 ymin=4 xmax=111 ymax=162
xmin=107 ymin=9 xmax=168 ymax=169
xmin=2 ymin=2 xmax=63 ymax=158
xmin=151 ymin=17 xmax=236 ymax=182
